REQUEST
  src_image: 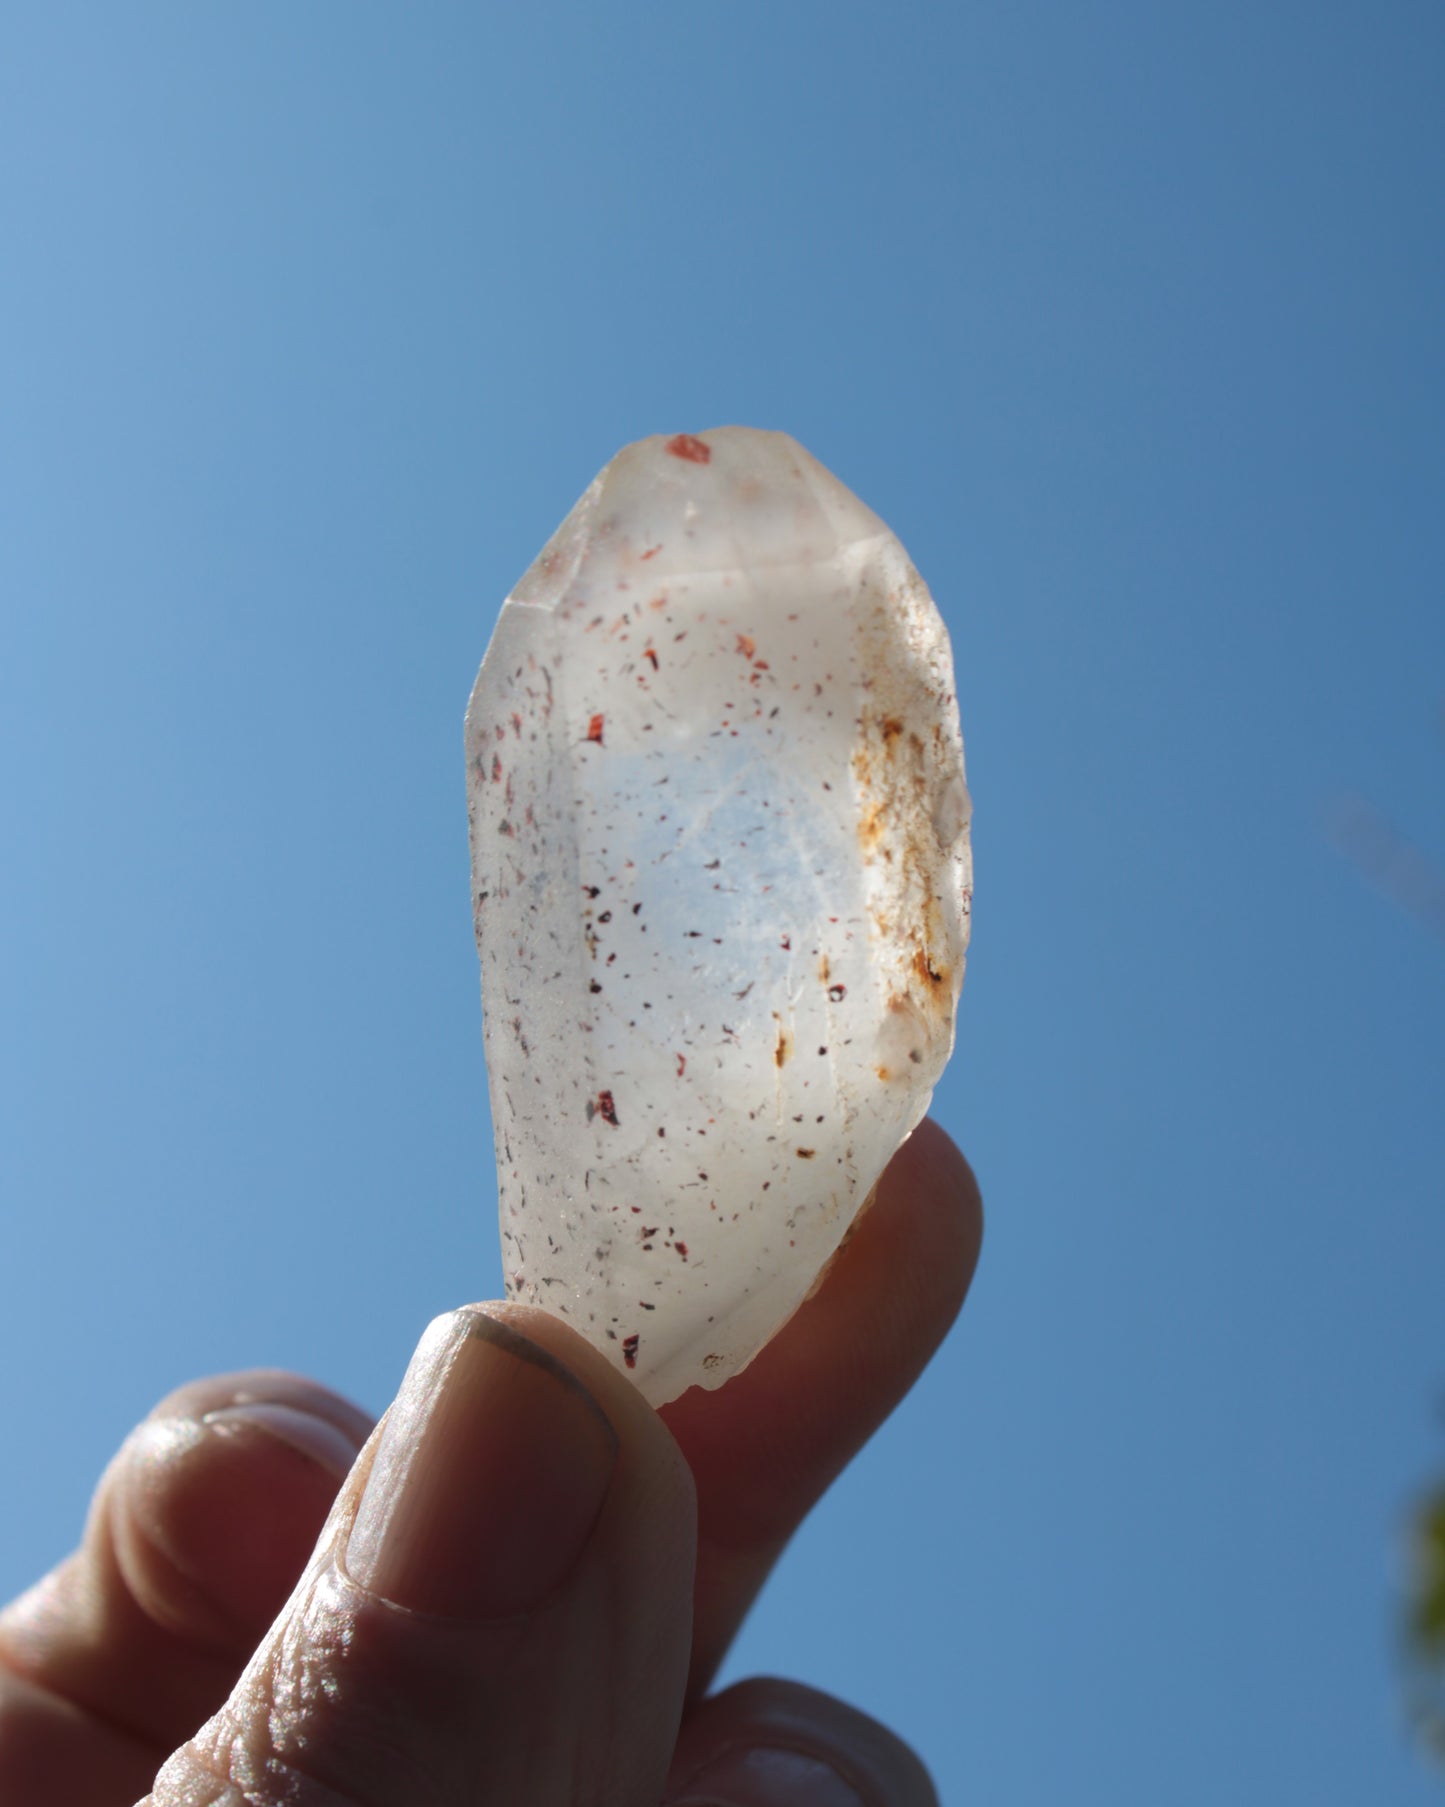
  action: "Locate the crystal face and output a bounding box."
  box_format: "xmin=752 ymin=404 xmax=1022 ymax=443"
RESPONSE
xmin=467 ymin=428 xmax=971 ymax=1405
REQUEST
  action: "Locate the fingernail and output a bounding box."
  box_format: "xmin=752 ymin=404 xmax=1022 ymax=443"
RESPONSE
xmin=673 ymin=1745 xmax=869 ymax=1807
xmin=345 ymin=1308 xmax=618 ymax=1618
xmin=202 ymin=1402 xmax=367 ymax=1482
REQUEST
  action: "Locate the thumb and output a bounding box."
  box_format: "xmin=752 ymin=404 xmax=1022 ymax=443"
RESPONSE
xmin=145 ymin=1305 xmax=696 ymax=1807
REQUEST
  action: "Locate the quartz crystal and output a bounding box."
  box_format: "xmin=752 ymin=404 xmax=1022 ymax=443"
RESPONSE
xmin=466 ymin=428 xmax=971 ymax=1405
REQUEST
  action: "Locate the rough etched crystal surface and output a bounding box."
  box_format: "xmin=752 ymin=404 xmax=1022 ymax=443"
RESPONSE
xmin=467 ymin=428 xmax=971 ymax=1405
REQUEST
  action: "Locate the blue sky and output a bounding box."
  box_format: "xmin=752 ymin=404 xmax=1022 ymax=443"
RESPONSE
xmin=2 ymin=4 xmax=1443 ymax=1800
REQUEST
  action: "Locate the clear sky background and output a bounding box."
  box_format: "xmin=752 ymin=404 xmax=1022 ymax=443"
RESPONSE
xmin=2 ymin=5 xmax=1443 ymax=1802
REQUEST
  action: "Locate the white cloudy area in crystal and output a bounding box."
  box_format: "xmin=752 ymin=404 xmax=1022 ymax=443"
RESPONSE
xmin=466 ymin=428 xmax=972 ymax=1405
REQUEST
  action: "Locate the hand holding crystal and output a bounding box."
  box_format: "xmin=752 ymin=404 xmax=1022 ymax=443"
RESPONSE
xmin=0 ymin=427 xmax=980 ymax=1802
xmin=0 ymin=1124 xmax=980 ymax=1804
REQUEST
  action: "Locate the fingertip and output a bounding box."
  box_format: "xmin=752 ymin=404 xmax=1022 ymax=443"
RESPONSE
xmin=342 ymin=1306 xmax=622 ymax=1620
xmin=886 ymin=1117 xmax=983 ymax=1259
xmin=112 ymin=1384 xmax=370 ymax=1650
xmin=871 ymin=1116 xmax=983 ymax=1333
xmin=667 ymin=1678 xmax=938 ymax=1807
xmin=659 ymin=1122 xmax=982 ymax=1694
xmin=0 ymin=1375 xmax=375 ymax=1760
xmin=473 ymin=1301 xmax=698 ymax=1508
xmin=145 ymin=1369 xmax=373 ymax=1456
xmin=199 ymin=1400 xmax=365 ymax=1482
xmin=664 ymin=1118 xmax=982 ymax=1543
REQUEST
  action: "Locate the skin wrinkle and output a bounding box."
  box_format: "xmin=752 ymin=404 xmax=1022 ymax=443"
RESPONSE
xmin=176 ymin=1596 xmax=400 ymax=1807
xmin=153 ymin=1736 xmax=358 ymax=1807
xmin=162 ymin=1443 xmax=387 ymax=1805
xmin=256 ymin=1576 xmax=501 ymax=1803
xmin=223 ymin=1560 xmax=376 ymax=1795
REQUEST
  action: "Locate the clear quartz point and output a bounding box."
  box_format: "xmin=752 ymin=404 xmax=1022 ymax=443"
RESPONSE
xmin=466 ymin=428 xmax=972 ymax=1405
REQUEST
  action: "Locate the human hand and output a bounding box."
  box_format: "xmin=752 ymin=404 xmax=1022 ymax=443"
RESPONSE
xmin=0 ymin=1120 xmax=981 ymax=1805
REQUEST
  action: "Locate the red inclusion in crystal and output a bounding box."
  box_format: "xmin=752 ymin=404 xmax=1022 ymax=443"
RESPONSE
xmin=665 ymin=433 xmax=711 ymax=464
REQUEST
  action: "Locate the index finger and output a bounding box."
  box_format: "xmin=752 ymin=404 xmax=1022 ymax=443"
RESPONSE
xmin=660 ymin=1117 xmax=982 ymax=1697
